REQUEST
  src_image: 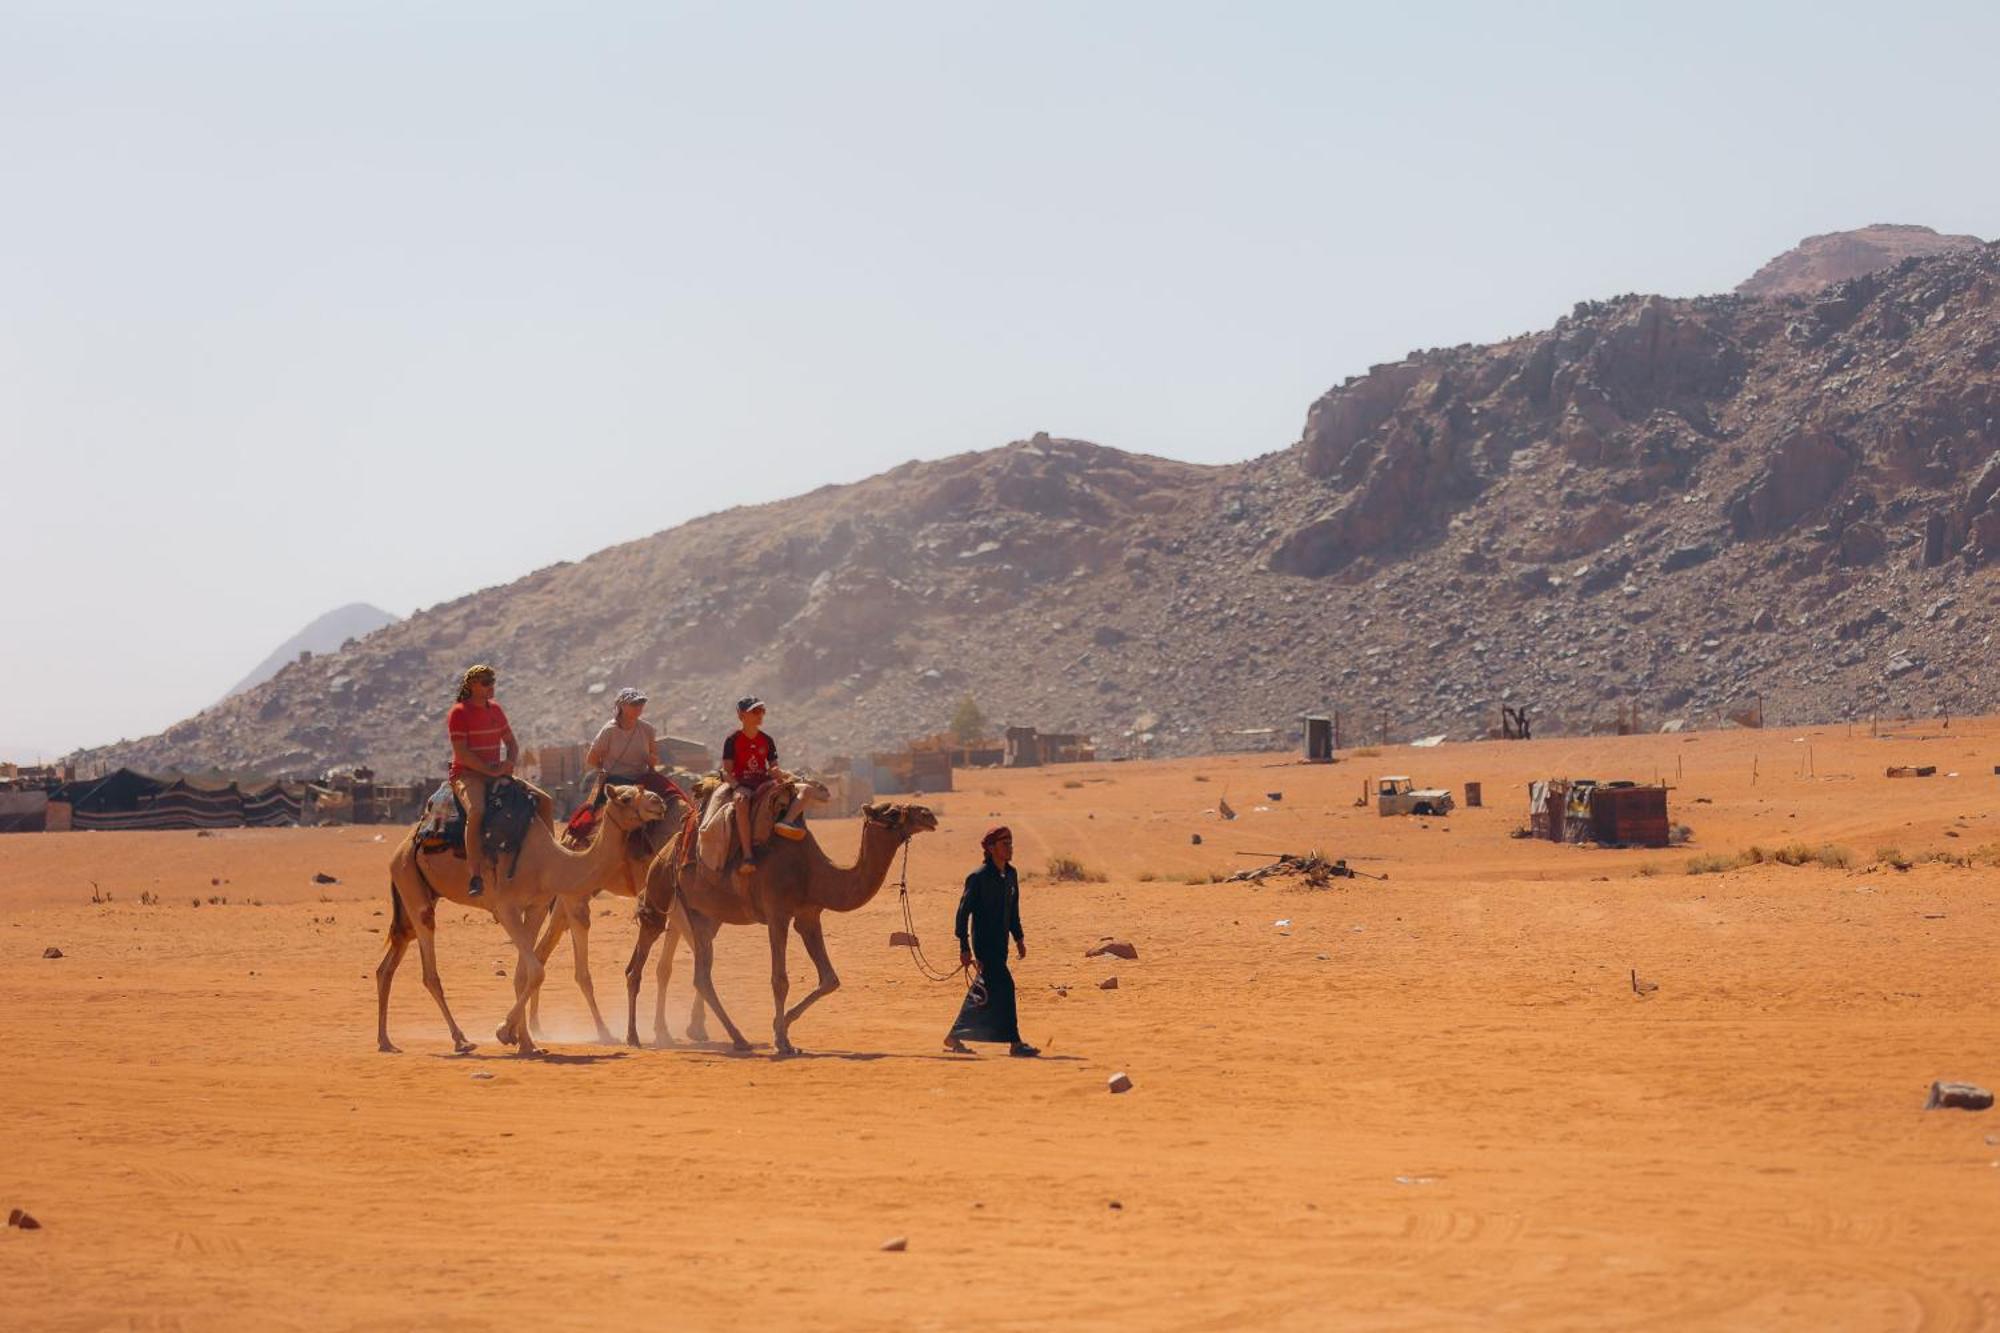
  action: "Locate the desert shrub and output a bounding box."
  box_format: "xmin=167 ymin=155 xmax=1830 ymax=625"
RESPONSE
xmin=1352 ymin=747 xmax=1381 ymax=758
xmin=1875 ymin=846 xmax=1912 ymax=871
xmin=1685 ymin=853 xmax=1735 ymax=875
xmin=1922 ymin=849 xmax=1970 ymax=869
xmin=1669 ymin=823 xmax=1694 ymax=845
xmin=1813 ymin=844 xmax=1854 ymax=869
xmin=1193 ymin=774 xmax=1211 ymax=783
xmin=1136 ymin=871 xmax=1158 ymax=883
xmin=1772 ymin=843 xmax=1813 ymax=867
xmin=1739 ymin=845 xmax=1772 ymax=866
xmin=1062 ymin=779 xmax=1085 ymax=790
xmin=1046 ymin=855 xmax=1107 ymax=883
xmin=1635 ymin=863 xmax=1661 ymax=878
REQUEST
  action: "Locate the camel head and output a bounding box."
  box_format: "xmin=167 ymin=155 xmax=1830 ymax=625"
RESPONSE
xmin=601 ymin=784 xmax=671 ymax=829
xmin=859 ymin=801 xmax=939 ymax=839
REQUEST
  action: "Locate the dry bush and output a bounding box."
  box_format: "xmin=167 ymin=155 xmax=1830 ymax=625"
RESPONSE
xmin=1062 ymin=779 xmax=1085 ymax=790
xmin=1046 ymin=855 xmax=1107 ymax=883
xmin=1136 ymin=870 xmax=1158 ymax=883
xmin=1193 ymin=774 xmax=1210 ymax=783
xmin=1685 ymin=852 xmax=1735 ymax=875
xmin=1876 ymin=846 xmax=1912 ymax=871
xmin=1352 ymin=747 xmax=1381 ymax=758
xmin=1635 ymin=863 xmax=1661 ymax=878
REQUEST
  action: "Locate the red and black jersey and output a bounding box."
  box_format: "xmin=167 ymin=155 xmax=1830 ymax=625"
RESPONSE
xmin=721 ymin=730 xmax=777 ymax=786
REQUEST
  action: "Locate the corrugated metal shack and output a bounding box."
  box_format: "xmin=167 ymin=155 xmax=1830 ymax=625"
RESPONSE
xmin=1528 ymin=779 xmax=1670 ymax=848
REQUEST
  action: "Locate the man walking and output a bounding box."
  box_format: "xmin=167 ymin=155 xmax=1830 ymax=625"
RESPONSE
xmin=944 ymin=826 xmax=1038 ymax=1057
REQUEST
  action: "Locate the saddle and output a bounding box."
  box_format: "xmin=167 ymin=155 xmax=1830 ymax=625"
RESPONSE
xmin=482 ymin=778 xmax=539 ymax=879
xmin=693 ymin=775 xmax=813 ymax=874
xmin=414 ymin=783 xmax=464 ymax=855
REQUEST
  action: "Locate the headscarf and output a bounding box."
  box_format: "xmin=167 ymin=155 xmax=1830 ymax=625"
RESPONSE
xmin=981 ymin=825 xmax=1012 ymax=850
xmin=456 ymin=663 xmax=496 ymax=703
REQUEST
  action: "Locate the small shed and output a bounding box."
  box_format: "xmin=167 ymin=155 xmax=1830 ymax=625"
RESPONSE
xmin=1303 ymin=716 xmax=1334 ymax=763
xmin=1588 ymin=784 xmax=1670 ymax=848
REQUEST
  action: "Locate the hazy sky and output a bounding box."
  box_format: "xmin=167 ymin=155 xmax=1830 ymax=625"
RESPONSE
xmin=4 ymin=2 xmax=1997 ymax=758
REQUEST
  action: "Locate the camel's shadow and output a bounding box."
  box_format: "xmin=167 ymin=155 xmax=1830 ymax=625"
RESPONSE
xmin=659 ymin=1043 xmax=1085 ymax=1065
xmin=428 ymin=1049 xmax=629 ymax=1066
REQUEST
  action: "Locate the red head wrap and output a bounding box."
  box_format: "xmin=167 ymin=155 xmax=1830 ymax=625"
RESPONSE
xmin=981 ymin=825 xmax=1012 ymax=849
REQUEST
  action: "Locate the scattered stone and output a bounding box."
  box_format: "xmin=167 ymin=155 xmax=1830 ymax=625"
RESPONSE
xmin=1190 ymin=833 xmax=1203 ymax=845
xmin=1266 ymin=791 xmax=1284 ymax=801
xmin=888 ymin=931 xmax=919 ymax=948
xmin=1098 ymin=976 xmax=1119 ymax=990
xmin=8 ymin=1208 xmax=42 ymax=1230
xmin=1925 ymin=1081 xmax=1993 ymax=1111
xmin=1086 ymin=940 xmax=1138 ymax=960
xmin=879 ymin=1236 xmax=908 ymax=1252
xmin=1107 ymin=1071 xmax=1134 ymax=1094
xmin=194 ymin=830 xmax=214 ymax=838
xmin=312 ymin=872 xmax=339 ymax=885
xmin=41 ymin=947 xmax=63 ymax=959
xmin=471 ymin=1071 xmax=496 ymax=1081
xmin=1108 ymin=1200 xmax=1123 ymax=1210
xmin=493 ymin=967 xmax=506 ymax=977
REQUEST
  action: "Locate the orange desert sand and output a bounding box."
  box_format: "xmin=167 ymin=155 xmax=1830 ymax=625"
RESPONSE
xmin=4 ymin=723 xmax=1999 ymax=1330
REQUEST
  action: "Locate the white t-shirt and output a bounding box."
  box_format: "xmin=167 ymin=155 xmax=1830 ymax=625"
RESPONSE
xmin=591 ymin=718 xmax=657 ymax=778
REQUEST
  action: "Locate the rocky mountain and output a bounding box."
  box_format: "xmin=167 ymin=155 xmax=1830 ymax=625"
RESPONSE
xmin=1736 ymin=224 xmax=1983 ymax=299
xmin=222 ymin=603 xmax=402 ymax=700
xmin=83 ymin=240 xmax=2000 ymax=778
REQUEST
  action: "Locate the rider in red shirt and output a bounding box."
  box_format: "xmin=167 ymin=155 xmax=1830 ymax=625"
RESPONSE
xmin=721 ymin=696 xmax=778 ymax=875
xmin=447 ymin=664 xmax=552 ymax=896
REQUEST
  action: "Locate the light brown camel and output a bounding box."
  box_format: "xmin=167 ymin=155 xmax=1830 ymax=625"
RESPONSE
xmin=376 ymin=784 xmax=670 ymax=1057
xmin=529 ymin=775 xmax=830 ymax=1045
xmin=622 ymin=801 xmax=937 ymax=1055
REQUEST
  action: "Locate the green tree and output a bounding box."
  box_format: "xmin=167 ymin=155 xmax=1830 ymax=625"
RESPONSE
xmin=949 ymin=693 xmax=987 ymax=744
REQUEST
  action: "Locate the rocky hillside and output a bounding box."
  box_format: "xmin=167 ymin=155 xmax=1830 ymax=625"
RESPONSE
xmin=84 ymin=241 xmax=2000 ymax=777
xmin=223 ymin=602 xmax=401 ymax=700
xmin=1737 ymin=224 xmax=1983 ymax=298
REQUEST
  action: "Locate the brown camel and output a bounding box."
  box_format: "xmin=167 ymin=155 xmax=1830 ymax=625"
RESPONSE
xmin=531 ymin=775 xmax=831 ymax=1045
xmin=376 ymin=784 xmax=670 ymax=1057
xmin=622 ymin=801 xmax=937 ymax=1055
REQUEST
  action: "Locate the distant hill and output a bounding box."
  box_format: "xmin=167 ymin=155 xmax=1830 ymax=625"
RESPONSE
xmin=1736 ymin=224 xmax=1983 ymax=298
xmin=223 ymin=603 xmax=401 ymax=700
xmin=82 ymin=241 xmax=2000 ymax=777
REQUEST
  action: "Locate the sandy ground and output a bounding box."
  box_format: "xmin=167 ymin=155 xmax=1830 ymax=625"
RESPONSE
xmin=3 ymin=720 xmax=1999 ymax=1330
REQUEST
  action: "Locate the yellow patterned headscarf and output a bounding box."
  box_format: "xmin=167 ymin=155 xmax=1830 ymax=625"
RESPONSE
xmin=457 ymin=663 xmax=496 ymax=703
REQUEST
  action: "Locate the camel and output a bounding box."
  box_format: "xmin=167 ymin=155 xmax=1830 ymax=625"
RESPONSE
xmin=622 ymin=800 xmax=937 ymax=1055
xmin=530 ymin=774 xmax=830 ymax=1045
xmin=376 ymin=783 xmax=671 ymax=1057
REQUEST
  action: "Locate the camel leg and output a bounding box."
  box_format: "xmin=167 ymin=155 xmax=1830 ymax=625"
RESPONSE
xmin=767 ymin=911 xmax=797 ymax=1056
xmin=624 ymin=902 xmax=668 ymax=1048
xmin=375 ymin=879 xmax=415 ymax=1053
xmin=494 ymin=902 xmax=547 ymax=1057
xmin=686 ymin=910 xmax=752 ymax=1052
xmin=563 ymin=897 xmax=616 ymax=1043
xmin=526 ymin=905 xmax=570 ymax=1042
xmin=653 ymin=910 xmax=706 ymax=1046
xmin=409 ymin=888 xmax=476 ymax=1055
xmin=499 ymin=898 xmax=559 ymax=1046
xmin=780 ymin=913 xmax=841 ymax=1038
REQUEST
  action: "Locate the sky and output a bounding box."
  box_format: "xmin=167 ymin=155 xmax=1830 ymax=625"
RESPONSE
xmin=3 ymin=1 xmax=1998 ymax=758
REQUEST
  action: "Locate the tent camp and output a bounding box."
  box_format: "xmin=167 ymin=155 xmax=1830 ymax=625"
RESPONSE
xmin=49 ymin=769 xmax=305 ymax=831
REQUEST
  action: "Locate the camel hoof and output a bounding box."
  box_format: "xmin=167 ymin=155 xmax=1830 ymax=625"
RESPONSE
xmin=593 ymin=1027 xmax=616 ymax=1045
xmin=688 ymin=1026 xmax=711 ymax=1043
xmin=454 ymin=1039 xmax=478 ymax=1055
xmin=495 ymin=1023 xmax=516 ymax=1045
xmin=731 ymin=1038 xmax=752 ymax=1053
xmin=378 ymin=1040 xmax=401 ymax=1054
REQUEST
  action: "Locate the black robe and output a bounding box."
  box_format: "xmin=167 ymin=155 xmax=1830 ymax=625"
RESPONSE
xmin=948 ymin=858 xmax=1025 ymax=1044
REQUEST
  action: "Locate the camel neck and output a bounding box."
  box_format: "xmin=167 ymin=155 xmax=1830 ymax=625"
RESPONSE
xmin=806 ymin=823 xmax=906 ymax=913
xmin=531 ymin=813 xmax=631 ymax=894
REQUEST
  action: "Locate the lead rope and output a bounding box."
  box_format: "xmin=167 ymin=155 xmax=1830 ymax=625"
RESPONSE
xmin=894 ymin=839 xmax=975 ymax=986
